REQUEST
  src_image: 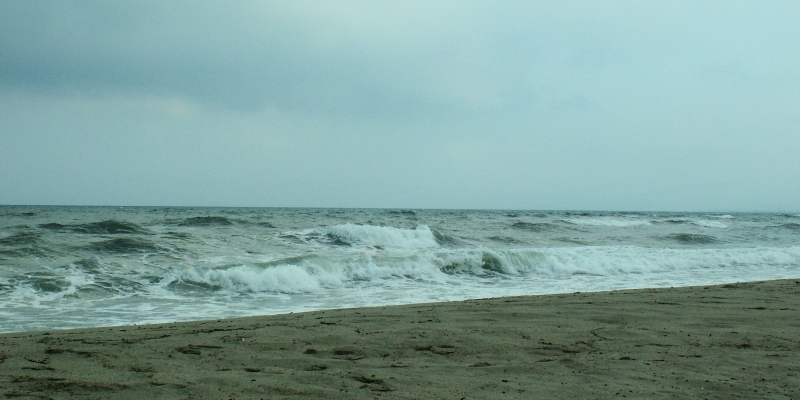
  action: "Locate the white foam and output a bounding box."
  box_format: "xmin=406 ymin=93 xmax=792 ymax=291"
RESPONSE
xmin=9 ymin=274 xmax=93 ymax=306
xmin=178 ymin=264 xmax=332 ymax=294
xmin=564 ymin=218 xmax=651 ymax=227
xmin=429 ymin=248 xmax=518 ymax=275
xmin=430 ymin=246 xmax=800 ymax=279
xmin=4 ymin=245 xmax=800 ymax=333
xmin=532 ymin=246 xmax=800 ymax=276
xmin=691 ymin=220 xmax=727 ymax=229
xmin=710 ymin=215 xmax=734 ymax=219
xmin=165 ymin=245 xmax=800 ymax=295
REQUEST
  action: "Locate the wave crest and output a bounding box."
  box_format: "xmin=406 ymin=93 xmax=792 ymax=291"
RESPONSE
xmin=288 ymin=224 xmax=439 ymax=250
xmin=177 ymin=264 xmax=331 ymax=294
xmin=167 ymin=246 xmax=800 ymax=294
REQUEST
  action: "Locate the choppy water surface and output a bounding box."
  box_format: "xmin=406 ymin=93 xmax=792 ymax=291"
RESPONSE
xmin=1 ymin=207 xmax=798 ymax=333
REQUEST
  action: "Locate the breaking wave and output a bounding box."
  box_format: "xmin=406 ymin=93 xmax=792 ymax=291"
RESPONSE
xmin=4 ymin=207 xmax=800 ymax=333
xmin=167 ymin=246 xmax=800 ymax=294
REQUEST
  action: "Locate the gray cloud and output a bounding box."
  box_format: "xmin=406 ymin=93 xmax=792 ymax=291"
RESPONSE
xmin=1 ymin=1 xmax=798 ymax=210
xmin=1 ymin=1 xmax=544 ymax=117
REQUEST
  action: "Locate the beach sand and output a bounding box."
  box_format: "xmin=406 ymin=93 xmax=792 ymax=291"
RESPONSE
xmin=1 ymin=279 xmax=798 ymax=399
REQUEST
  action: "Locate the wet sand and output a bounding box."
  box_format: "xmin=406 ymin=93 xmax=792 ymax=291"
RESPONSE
xmin=1 ymin=279 xmax=799 ymax=399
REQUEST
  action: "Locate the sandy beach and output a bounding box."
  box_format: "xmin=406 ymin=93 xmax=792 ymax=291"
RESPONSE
xmin=1 ymin=279 xmax=798 ymax=399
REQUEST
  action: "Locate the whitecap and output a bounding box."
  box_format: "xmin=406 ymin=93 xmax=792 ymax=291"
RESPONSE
xmin=178 ymin=264 xmax=330 ymax=294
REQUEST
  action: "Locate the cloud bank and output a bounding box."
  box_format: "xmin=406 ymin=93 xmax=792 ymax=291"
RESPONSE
xmin=1 ymin=1 xmax=798 ymax=210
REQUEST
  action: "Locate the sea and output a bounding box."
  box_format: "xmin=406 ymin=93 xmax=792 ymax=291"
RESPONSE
xmin=1 ymin=206 xmax=799 ymax=333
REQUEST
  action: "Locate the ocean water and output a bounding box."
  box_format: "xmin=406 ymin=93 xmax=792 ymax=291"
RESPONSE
xmin=1 ymin=206 xmax=799 ymax=333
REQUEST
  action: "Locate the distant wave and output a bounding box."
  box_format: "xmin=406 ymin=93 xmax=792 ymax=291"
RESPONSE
xmin=782 ymin=222 xmax=800 ymax=231
xmin=487 ymin=235 xmax=525 ymax=244
xmin=385 ymin=210 xmax=417 ymax=217
xmin=563 ymin=218 xmax=651 ymax=227
xmin=38 ymin=222 xmax=71 ymax=231
xmin=666 ymin=233 xmax=718 ymax=244
xmin=86 ymin=238 xmax=162 ymax=253
xmin=511 ymin=221 xmax=558 ymax=232
xmin=554 ymin=237 xmax=588 ymax=245
xmin=0 ymin=231 xmax=42 ymax=246
xmin=40 ymin=220 xmax=151 ymax=235
xmin=177 ymin=216 xmax=235 ymax=226
xmin=654 ymin=218 xmax=727 ymax=229
xmin=691 ymin=220 xmax=727 ymax=229
xmin=0 ymin=230 xmax=52 ymax=257
xmin=161 ymin=231 xmax=193 ymax=240
xmin=662 ymin=218 xmax=688 ymax=224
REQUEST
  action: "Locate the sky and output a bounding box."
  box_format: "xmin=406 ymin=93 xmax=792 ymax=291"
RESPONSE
xmin=1 ymin=1 xmax=798 ymax=211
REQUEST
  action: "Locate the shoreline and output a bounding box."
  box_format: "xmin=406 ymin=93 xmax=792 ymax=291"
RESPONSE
xmin=2 ymin=279 xmax=799 ymax=398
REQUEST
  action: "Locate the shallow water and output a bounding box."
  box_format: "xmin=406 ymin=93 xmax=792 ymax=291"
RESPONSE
xmin=1 ymin=206 xmax=798 ymax=333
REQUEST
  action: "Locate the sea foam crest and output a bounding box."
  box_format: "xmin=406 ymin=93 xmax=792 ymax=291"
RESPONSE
xmin=9 ymin=274 xmax=93 ymax=306
xmin=175 ymin=250 xmax=453 ymax=294
xmin=564 ymin=218 xmax=651 ymax=227
xmin=292 ymin=224 xmax=439 ymax=250
xmin=454 ymin=246 xmax=800 ymax=277
xmin=178 ymin=264 xmax=335 ymax=294
xmin=171 ymin=246 xmax=800 ymax=294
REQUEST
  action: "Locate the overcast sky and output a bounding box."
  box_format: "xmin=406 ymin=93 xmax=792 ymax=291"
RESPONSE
xmin=1 ymin=1 xmax=798 ymax=211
